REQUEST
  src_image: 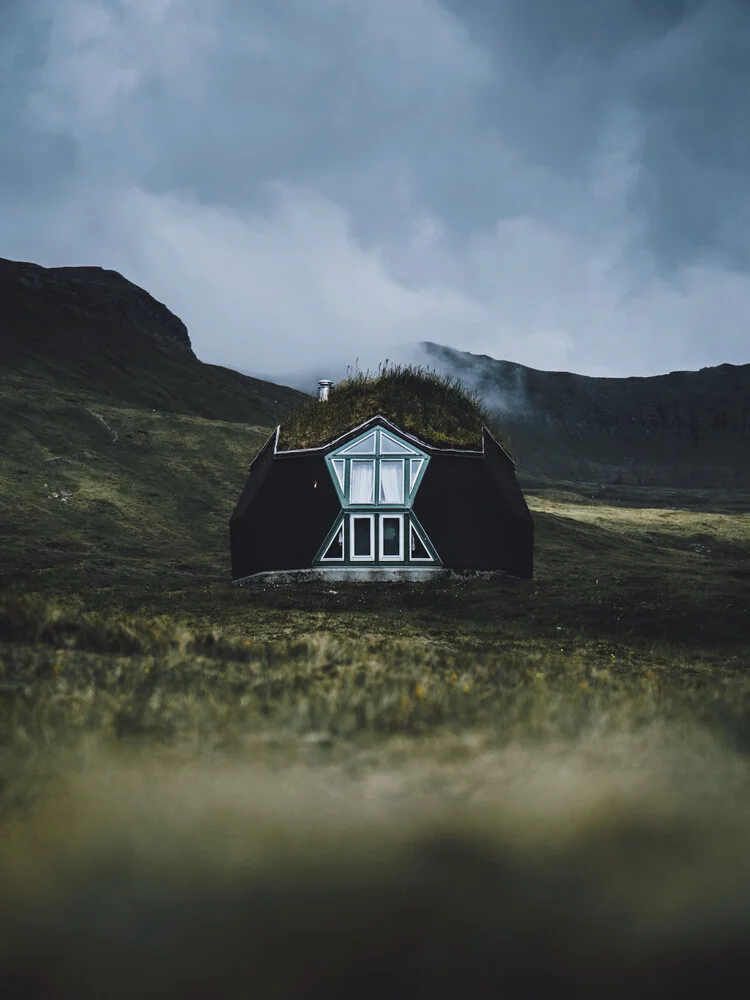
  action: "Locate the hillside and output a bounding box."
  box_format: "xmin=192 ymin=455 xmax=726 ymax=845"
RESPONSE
xmin=0 ymin=257 xmax=305 ymax=424
xmin=2 ymin=262 xmax=750 ymax=995
xmin=423 ymin=342 xmax=750 ymax=487
xmin=0 ymin=255 xmax=307 ymax=589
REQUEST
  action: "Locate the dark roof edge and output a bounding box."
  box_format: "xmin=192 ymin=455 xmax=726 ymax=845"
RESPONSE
xmin=252 ymin=427 xmax=278 ymax=469
xmin=242 ymin=427 xmax=279 ymax=475
xmin=275 ymin=414 xmax=485 ymax=458
xmin=482 ymin=426 xmax=516 ymax=466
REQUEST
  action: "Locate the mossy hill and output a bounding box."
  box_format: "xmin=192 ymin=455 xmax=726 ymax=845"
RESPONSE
xmin=423 ymin=342 xmax=750 ymax=488
xmin=277 ymin=365 xmax=500 ymax=451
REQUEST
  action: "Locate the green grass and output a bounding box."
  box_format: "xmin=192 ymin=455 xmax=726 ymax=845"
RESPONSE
xmin=277 ymin=362 xmax=506 ymax=450
xmin=2 ymin=367 xmax=750 ymax=995
xmin=2 ymin=372 xmax=748 ymax=780
xmin=0 ymin=373 xmax=269 ymax=589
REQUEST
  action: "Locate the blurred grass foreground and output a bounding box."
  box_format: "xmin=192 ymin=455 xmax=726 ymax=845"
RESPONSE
xmin=3 ymin=591 xmax=750 ymax=998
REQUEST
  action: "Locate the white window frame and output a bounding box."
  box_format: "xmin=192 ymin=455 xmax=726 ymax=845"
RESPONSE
xmin=349 ymin=514 xmax=375 ymax=561
xmin=320 ymin=521 xmax=345 ymax=562
xmin=378 ymin=458 xmax=405 ymax=505
xmin=331 ymin=459 xmax=346 ymax=494
xmin=340 ymin=431 xmax=377 ymax=455
xmin=379 ymin=513 xmax=404 ymax=561
xmin=409 ymin=521 xmax=433 ymax=562
xmin=409 ymin=458 xmax=424 ymax=493
xmin=380 ymin=431 xmax=417 ymax=455
xmin=349 ymin=459 xmax=376 ymax=505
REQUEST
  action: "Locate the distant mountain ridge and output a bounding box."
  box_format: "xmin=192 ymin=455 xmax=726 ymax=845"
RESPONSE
xmin=1 ymin=257 xmax=193 ymax=356
xmin=423 ymin=343 xmax=750 ymax=488
xmin=2 ymin=254 xmax=746 ymax=487
xmin=0 ymin=257 xmax=305 ymax=425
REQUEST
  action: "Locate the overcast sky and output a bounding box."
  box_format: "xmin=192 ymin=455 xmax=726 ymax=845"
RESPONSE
xmin=2 ymin=0 xmax=749 ymax=379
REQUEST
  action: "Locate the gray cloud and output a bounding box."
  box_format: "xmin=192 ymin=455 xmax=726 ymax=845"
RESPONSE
xmin=1 ymin=0 xmax=749 ymax=379
xmin=442 ymin=0 xmax=750 ymax=268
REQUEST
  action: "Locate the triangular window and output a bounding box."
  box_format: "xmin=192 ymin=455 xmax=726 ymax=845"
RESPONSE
xmin=409 ymin=522 xmax=433 ymax=561
xmin=340 ymin=432 xmax=377 ymax=455
xmin=321 ymin=523 xmax=344 ymax=561
xmin=409 ymin=459 xmax=424 ymax=492
xmin=380 ymin=432 xmax=417 ymax=455
xmin=331 ymin=459 xmax=345 ymax=492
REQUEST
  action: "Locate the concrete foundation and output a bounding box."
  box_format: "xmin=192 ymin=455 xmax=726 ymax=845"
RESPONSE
xmin=231 ymin=567 xmax=517 ymax=586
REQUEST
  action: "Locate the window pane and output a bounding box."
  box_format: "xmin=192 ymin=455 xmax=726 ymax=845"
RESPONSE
xmin=341 ymin=432 xmax=377 ymax=455
xmin=382 ymin=517 xmax=401 ymax=557
xmin=409 ymin=459 xmax=424 ymax=491
xmin=410 ymin=525 xmax=430 ymax=560
xmin=331 ymin=459 xmax=345 ymax=492
xmin=379 ymin=460 xmax=404 ymax=504
xmin=350 ymin=460 xmax=374 ymax=503
xmin=352 ymin=517 xmax=372 ymax=556
xmin=380 ymin=433 xmax=416 ymax=455
xmin=322 ymin=525 xmax=343 ymax=560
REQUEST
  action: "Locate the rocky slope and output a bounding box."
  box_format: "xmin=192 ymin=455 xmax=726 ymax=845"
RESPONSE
xmin=423 ymin=343 xmax=750 ymax=487
xmin=0 ymin=257 xmax=305 ymax=425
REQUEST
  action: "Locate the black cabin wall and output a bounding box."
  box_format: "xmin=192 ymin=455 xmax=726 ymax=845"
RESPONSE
xmin=482 ymin=431 xmax=534 ymax=521
xmin=482 ymin=436 xmax=534 ymax=578
xmin=413 ymin=455 xmax=533 ymax=577
xmin=231 ymin=455 xmax=339 ymax=578
xmin=230 ymin=432 xmax=276 ymax=523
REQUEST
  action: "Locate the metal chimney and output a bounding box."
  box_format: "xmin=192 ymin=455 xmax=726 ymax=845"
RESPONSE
xmin=318 ymin=379 xmax=333 ymax=402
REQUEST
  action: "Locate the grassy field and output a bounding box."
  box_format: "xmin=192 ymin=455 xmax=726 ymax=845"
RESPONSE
xmin=278 ymin=362 xmax=502 ymax=450
xmin=2 ymin=374 xmax=750 ymax=996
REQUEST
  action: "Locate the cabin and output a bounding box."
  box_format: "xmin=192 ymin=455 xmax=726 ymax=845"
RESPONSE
xmin=230 ymin=368 xmax=533 ymax=583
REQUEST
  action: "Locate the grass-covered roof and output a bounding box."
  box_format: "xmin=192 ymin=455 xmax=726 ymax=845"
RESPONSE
xmin=277 ymin=363 xmax=507 ymax=452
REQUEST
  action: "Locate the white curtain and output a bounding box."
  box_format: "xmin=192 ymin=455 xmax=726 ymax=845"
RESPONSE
xmin=350 ymin=460 xmax=375 ymax=503
xmin=379 ymin=460 xmax=403 ymax=504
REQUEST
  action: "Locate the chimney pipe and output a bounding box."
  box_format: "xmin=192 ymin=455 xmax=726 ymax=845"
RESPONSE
xmin=318 ymin=379 xmax=333 ymax=402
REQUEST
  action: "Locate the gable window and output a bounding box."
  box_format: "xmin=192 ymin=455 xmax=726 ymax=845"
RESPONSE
xmin=379 ymin=460 xmax=404 ymax=504
xmin=350 ymin=460 xmax=375 ymax=504
xmin=318 ymin=426 xmax=442 ymax=566
xmin=350 ymin=514 xmax=374 ymax=560
xmin=327 ymin=426 xmax=430 ymax=509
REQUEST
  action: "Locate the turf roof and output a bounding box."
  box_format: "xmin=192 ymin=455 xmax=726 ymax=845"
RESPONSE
xmin=277 ymin=364 xmax=508 ymax=452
